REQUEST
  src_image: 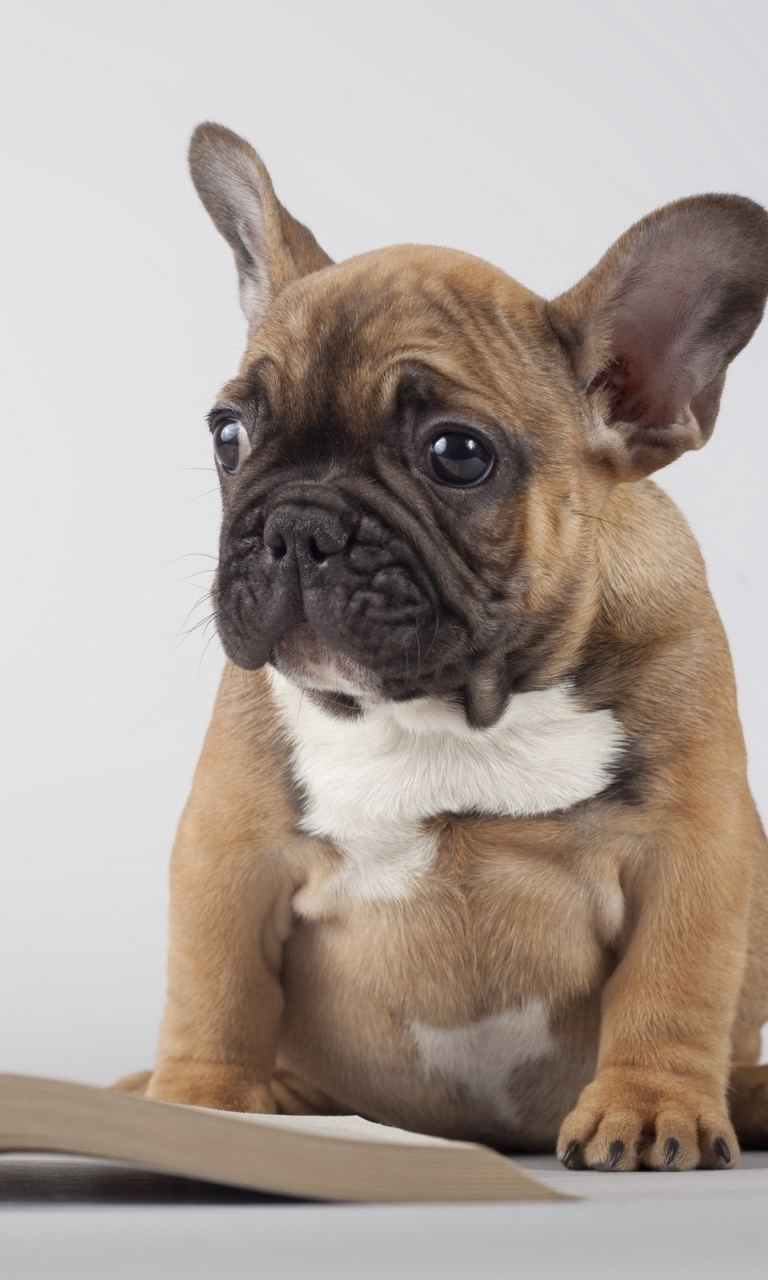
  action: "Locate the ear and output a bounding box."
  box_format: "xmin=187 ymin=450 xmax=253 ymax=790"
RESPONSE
xmin=188 ymin=123 xmax=333 ymax=334
xmin=546 ymin=195 xmax=768 ymax=479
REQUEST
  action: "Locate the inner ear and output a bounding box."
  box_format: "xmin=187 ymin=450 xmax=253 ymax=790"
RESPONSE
xmin=547 ymin=195 xmax=768 ymax=480
xmin=188 ymin=123 xmax=333 ymax=335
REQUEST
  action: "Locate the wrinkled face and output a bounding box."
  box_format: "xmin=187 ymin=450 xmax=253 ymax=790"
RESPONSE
xmin=210 ymin=247 xmax=602 ymax=725
xmin=191 ymin=125 xmax=768 ymax=724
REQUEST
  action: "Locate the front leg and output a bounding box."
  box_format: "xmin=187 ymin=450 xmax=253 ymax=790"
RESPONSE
xmin=147 ymin=666 xmax=305 ymax=1112
xmin=557 ymin=811 xmax=751 ymax=1171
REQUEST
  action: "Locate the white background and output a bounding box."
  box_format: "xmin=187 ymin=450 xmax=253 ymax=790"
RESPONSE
xmin=1 ymin=0 xmax=767 ymax=1085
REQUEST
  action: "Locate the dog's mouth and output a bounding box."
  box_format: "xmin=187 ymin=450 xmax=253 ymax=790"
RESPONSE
xmin=213 ymin=478 xmax=509 ymax=710
xmin=269 ymin=622 xmax=379 ymax=697
xmin=214 ymin=487 xmax=462 ymax=698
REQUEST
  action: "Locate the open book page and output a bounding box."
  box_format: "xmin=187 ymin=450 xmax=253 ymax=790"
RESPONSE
xmin=0 ymin=1075 xmax=572 ymax=1203
xmin=207 ymin=1110 xmax=476 ymax=1146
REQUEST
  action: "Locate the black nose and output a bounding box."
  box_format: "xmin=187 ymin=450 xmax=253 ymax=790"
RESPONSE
xmin=263 ymin=505 xmax=350 ymax=570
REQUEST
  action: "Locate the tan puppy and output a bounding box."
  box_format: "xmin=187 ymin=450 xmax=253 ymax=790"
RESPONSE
xmin=120 ymin=123 xmax=768 ymax=1172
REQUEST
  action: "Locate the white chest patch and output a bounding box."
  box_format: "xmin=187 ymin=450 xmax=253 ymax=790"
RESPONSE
xmin=269 ymin=670 xmax=625 ymax=910
xmin=411 ymin=1002 xmax=558 ymax=1128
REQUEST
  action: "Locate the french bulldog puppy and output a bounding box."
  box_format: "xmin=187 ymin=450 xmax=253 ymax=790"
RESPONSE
xmin=120 ymin=123 xmax=768 ymax=1171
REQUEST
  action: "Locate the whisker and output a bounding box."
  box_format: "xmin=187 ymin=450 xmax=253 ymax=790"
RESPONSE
xmin=174 ymin=592 xmax=214 ymax=637
xmin=424 ymin=614 xmax=440 ymax=660
xmin=570 ymin=508 xmax=622 ymax=530
xmin=172 ymin=607 xmax=215 ymax=647
xmin=175 ymin=616 xmax=215 ymax=644
xmin=184 ymin=488 xmax=221 ymax=505
xmin=169 ymin=466 xmax=218 ymax=474
xmin=197 ymin=626 xmax=221 ymax=675
xmin=161 ymin=551 xmax=218 ymax=567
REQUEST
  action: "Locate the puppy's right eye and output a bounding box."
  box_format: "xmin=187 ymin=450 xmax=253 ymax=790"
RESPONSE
xmin=213 ymin=420 xmax=250 ymax=474
xmin=424 ymin=431 xmax=495 ymax=487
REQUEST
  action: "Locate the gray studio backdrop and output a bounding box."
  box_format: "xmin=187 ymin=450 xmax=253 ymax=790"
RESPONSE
xmin=1 ymin=0 xmax=766 ymax=1083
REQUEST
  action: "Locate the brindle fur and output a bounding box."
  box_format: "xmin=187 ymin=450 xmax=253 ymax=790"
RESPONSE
xmin=117 ymin=124 xmax=768 ymax=1172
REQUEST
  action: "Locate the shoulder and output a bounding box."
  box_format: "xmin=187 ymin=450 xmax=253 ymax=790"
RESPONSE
xmin=596 ymin=479 xmax=708 ymax=643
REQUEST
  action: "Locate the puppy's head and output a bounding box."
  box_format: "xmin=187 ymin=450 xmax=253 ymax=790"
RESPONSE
xmin=190 ymin=124 xmax=768 ymax=726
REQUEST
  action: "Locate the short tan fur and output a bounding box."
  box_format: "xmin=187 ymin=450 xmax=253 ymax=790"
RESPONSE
xmin=117 ymin=124 xmax=768 ymax=1173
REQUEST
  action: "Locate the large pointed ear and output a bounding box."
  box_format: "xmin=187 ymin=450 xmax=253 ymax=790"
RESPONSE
xmin=188 ymin=123 xmax=333 ymax=335
xmin=546 ymin=196 xmax=768 ymax=479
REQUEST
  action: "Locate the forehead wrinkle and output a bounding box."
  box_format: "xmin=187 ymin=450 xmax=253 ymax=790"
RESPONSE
xmin=323 ymin=317 xmax=537 ymax=428
xmin=237 ymin=248 xmax=561 ymax=436
xmin=264 ymin=249 xmax=527 ymax=355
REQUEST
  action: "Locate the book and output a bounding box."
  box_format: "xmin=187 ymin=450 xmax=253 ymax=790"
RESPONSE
xmin=0 ymin=1074 xmax=570 ymax=1203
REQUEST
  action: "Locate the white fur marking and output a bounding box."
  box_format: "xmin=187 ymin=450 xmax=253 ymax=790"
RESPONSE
xmin=594 ymin=879 xmax=625 ymax=940
xmin=270 ymin=669 xmax=625 ymax=910
xmin=411 ymin=1003 xmax=558 ymax=1126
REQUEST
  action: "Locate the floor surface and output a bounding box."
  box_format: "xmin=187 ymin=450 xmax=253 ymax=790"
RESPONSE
xmin=1 ymin=1152 xmax=766 ymax=1280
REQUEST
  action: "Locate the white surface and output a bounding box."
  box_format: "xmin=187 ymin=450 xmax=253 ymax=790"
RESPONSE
xmin=518 ymin=1150 xmax=768 ymax=1201
xmin=0 ymin=0 xmax=767 ymax=1087
xmin=1 ymin=1155 xmax=768 ymax=1280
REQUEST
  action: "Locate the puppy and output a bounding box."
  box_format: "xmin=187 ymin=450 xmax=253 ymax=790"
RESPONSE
xmin=124 ymin=123 xmax=768 ymax=1172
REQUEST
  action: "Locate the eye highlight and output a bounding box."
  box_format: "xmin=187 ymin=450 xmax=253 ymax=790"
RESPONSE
xmin=212 ymin=419 xmax=250 ymax=474
xmin=424 ymin=431 xmax=495 ymax=487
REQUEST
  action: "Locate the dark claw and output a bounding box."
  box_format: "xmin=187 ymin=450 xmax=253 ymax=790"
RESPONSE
xmin=663 ymin=1137 xmax=680 ymax=1168
xmin=562 ymin=1140 xmax=580 ymax=1169
xmin=607 ymin=1140 xmax=624 ymax=1169
xmin=713 ymin=1137 xmax=732 ymax=1165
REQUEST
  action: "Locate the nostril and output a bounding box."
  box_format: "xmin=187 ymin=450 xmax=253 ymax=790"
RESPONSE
xmin=307 ymin=536 xmax=328 ymax=565
xmin=266 ymin=533 xmax=288 ymax=560
xmin=263 ymin=507 xmax=349 ymax=567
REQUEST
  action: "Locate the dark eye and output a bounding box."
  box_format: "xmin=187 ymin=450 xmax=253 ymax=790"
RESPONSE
xmin=213 ymin=420 xmax=250 ymax=474
xmin=425 ymin=431 xmax=495 ymax=487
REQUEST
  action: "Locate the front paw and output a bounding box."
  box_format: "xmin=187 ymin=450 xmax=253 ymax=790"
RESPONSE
xmin=556 ymin=1068 xmax=738 ymax=1171
xmin=145 ymin=1060 xmax=278 ymax=1113
xmin=111 ymin=1069 xmax=152 ymax=1097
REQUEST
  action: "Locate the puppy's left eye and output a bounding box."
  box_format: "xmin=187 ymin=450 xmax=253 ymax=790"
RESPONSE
xmin=425 ymin=431 xmax=495 ymax=487
xmin=213 ymin=420 xmax=250 ymax=474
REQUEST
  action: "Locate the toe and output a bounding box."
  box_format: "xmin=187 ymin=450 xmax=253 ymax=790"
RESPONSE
xmin=698 ymin=1115 xmax=739 ymax=1169
xmin=556 ymin=1106 xmax=600 ymax=1167
xmin=560 ymin=1138 xmax=585 ymax=1170
xmin=643 ymin=1112 xmax=700 ymax=1171
xmin=111 ymin=1069 xmax=152 ymax=1097
xmin=583 ymin=1112 xmax=642 ymax=1171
